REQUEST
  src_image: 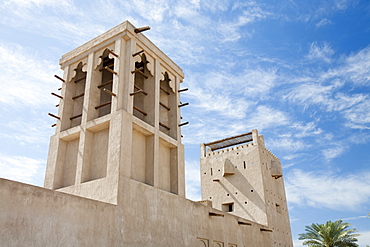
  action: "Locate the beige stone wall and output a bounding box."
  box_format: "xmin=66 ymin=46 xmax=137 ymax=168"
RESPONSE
xmin=1 ymin=177 xmax=277 ymax=246
xmin=0 ymin=178 xmax=116 ymax=247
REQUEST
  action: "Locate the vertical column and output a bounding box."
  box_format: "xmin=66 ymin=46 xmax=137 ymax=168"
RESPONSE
xmin=75 ymin=53 xmax=95 ymax=184
xmin=153 ymin=59 xmax=161 ymax=189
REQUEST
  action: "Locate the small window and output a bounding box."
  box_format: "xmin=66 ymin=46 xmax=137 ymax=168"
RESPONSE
xmin=222 ymin=202 xmax=234 ymax=212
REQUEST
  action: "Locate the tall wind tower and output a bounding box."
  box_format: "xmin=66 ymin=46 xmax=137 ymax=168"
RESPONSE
xmin=45 ymin=21 xmax=187 ymax=204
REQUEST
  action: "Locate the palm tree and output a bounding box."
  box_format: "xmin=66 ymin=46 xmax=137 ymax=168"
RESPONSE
xmin=298 ymin=219 xmax=360 ymax=247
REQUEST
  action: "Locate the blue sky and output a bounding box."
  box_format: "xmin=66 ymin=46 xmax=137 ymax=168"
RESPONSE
xmin=0 ymin=0 xmax=369 ymax=246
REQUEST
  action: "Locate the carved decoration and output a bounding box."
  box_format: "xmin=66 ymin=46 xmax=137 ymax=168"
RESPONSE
xmin=94 ymin=45 xmax=115 ymax=70
xmin=160 ymin=70 xmax=175 ymax=93
xmin=69 ymin=61 xmax=87 ymax=82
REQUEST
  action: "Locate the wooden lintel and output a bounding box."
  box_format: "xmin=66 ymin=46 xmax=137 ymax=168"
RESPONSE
xmin=159 ymin=122 xmax=170 ymax=130
xmin=95 ymin=101 xmax=111 ymax=109
xmin=133 ymin=106 xmax=147 ymax=116
xmin=51 ymin=92 xmax=63 ymax=99
xmin=178 ymin=103 xmax=189 ymax=108
xmin=98 ymin=80 xmax=113 ymax=89
xmin=103 ymin=88 xmax=116 ymax=97
xmin=134 ymin=26 xmax=150 ymax=33
xmin=178 ymin=88 xmax=188 ymax=93
xmin=213 ymin=179 xmax=220 ymax=182
xmin=108 ymin=49 xmax=118 ymax=57
xmin=179 ymin=121 xmax=189 ymax=127
xmin=159 ymin=102 xmax=170 ymax=111
xmin=160 ymin=87 xmax=170 ymax=95
xmin=132 ymin=50 xmax=144 ymax=57
xmin=54 ymin=75 xmax=65 ymax=82
xmin=72 ymin=93 xmax=84 ymax=100
xmin=48 ymin=113 xmax=60 ymax=120
xmin=70 ymin=114 xmax=82 ymax=120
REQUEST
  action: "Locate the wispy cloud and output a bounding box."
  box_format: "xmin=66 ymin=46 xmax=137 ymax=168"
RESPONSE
xmin=286 ymin=169 xmax=370 ymax=211
xmin=306 ymin=42 xmax=334 ymax=63
xmin=0 ymin=43 xmax=60 ymax=108
xmin=315 ymin=18 xmax=333 ymax=28
xmin=185 ymin=160 xmax=201 ymax=201
xmin=0 ymin=154 xmax=45 ymax=185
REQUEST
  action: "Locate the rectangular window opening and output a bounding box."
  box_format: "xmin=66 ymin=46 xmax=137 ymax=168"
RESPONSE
xmin=222 ymin=202 xmax=234 ymax=212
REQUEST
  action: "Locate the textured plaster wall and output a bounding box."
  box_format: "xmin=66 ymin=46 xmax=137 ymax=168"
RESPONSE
xmin=0 ymin=178 xmax=116 ymax=247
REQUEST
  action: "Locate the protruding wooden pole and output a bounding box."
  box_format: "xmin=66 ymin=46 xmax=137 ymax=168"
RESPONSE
xmin=159 ymin=122 xmax=170 ymax=130
xmin=178 ymin=88 xmax=188 ymax=92
xmin=102 ymin=66 xmax=117 ymax=75
xmin=51 ymin=92 xmax=63 ymax=99
xmin=132 ymin=50 xmax=144 ymax=57
xmin=54 ymin=75 xmax=65 ymax=82
xmin=179 ymin=121 xmax=189 ymax=127
xmin=103 ymin=88 xmax=116 ymax=97
xmin=133 ymin=106 xmax=147 ymax=116
xmin=108 ymin=49 xmax=118 ymax=57
xmin=178 ymin=103 xmax=189 ymax=107
xmin=95 ymin=101 xmax=111 ymax=109
xmin=160 ymin=102 xmax=170 ymax=111
xmin=48 ymin=113 xmax=60 ymax=120
xmin=134 ymin=26 xmax=150 ymax=33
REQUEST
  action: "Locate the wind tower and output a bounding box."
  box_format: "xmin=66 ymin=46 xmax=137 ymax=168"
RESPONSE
xmin=200 ymin=129 xmax=293 ymax=246
xmin=45 ymin=21 xmax=187 ymax=204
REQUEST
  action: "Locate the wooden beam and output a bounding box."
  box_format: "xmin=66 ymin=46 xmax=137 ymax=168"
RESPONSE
xmin=97 ymin=80 xmax=113 ymax=89
xmin=159 ymin=122 xmax=170 ymax=130
xmin=133 ymin=106 xmax=147 ymax=116
xmin=179 ymin=121 xmax=189 ymax=127
xmin=132 ymin=50 xmax=144 ymax=57
xmin=72 ymin=93 xmax=84 ymax=100
xmin=51 ymin=92 xmax=63 ymax=99
xmin=54 ymin=75 xmax=65 ymax=82
xmin=134 ymin=26 xmax=150 ymax=33
xmin=107 ymin=49 xmax=118 ymax=57
xmin=70 ymin=114 xmax=82 ymax=120
xmin=103 ymin=88 xmax=116 ymax=97
xmin=48 ymin=113 xmax=60 ymax=120
xmin=178 ymin=103 xmax=189 ymax=108
xmin=159 ymin=102 xmax=170 ymax=111
xmin=95 ymin=101 xmax=111 ymax=109
xmin=178 ymin=88 xmax=188 ymax=93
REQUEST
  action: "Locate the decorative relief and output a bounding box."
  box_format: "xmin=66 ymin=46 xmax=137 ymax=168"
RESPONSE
xmin=134 ymin=45 xmax=154 ymax=75
xmin=159 ymin=66 xmax=175 ymax=93
xmin=94 ymin=44 xmax=115 ymax=70
xmin=69 ymin=59 xmax=87 ymax=82
xmin=197 ymin=238 xmax=209 ymax=247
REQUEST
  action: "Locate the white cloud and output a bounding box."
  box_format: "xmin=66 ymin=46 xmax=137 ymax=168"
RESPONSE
xmin=316 ymin=18 xmax=333 ymax=28
xmin=322 ymin=146 xmax=345 ymax=161
xmin=185 ymin=160 xmax=201 ymax=201
xmin=324 ymin=46 xmax=370 ymax=86
xmin=306 ymin=42 xmax=334 ymax=63
xmin=0 ymin=43 xmax=60 ymax=108
xmin=292 ymin=122 xmax=323 ymax=138
xmin=0 ymin=154 xmax=45 ymax=185
xmin=358 ymin=231 xmax=370 ymax=247
xmin=286 ymin=169 xmax=370 ymax=211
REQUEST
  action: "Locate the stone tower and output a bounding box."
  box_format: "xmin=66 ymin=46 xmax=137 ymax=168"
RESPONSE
xmin=45 ymin=21 xmax=186 ymax=204
xmin=200 ymin=129 xmax=293 ymax=246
